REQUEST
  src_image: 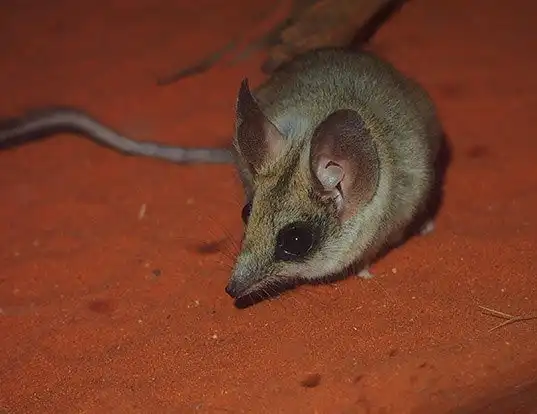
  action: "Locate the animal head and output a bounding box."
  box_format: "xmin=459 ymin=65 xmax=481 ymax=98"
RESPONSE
xmin=226 ymin=79 xmax=379 ymax=299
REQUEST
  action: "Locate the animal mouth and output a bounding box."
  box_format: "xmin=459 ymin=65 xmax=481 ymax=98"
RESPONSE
xmin=225 ymin=275 xmax=272 ymax=299
xmin=227 ymin=274 xmax=297 ymax=304
xmin=235 ymin=279 xmax=271 ymax=300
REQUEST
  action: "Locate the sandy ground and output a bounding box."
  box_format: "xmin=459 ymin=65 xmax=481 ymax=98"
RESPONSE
xmin=1 ymin=0 xmax=537 ymax=413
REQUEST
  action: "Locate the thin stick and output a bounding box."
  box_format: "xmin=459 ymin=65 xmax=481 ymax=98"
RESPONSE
xmin=226 ymin=17 xmax=291 ymax=65
xmin=156 ymin=40 xmax=237 ymax=86
xmin=155 ymin=0 xmax=290 ymax=86
xmin=155 ymin=0 xmax=313 ymax=86
xmin=479 ymin=305 xmax=537 ymax=332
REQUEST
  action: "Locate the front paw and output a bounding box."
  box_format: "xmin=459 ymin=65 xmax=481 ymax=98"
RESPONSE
xmin=358 ymin=267 xmax=374 ymax=279
xmin=419 ymin=219 xmax=435 ymax=236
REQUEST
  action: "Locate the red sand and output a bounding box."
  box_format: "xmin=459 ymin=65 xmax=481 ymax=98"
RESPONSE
xmin=1 ymin=0 xmax=536 ymax=413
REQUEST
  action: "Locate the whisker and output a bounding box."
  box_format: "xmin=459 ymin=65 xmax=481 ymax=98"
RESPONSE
xmin=299 ymin=286 xmax=330 ymax=309
xmin=213 ymin=250 xmax=236 ymax=265
xmin=254 ymin=290 xmax=264 ymax=304
xmin=204 ymin=212 xmax=241 ymax=256
xmin=261 ymin=288 xmax=273 ymax=305
xmin=217 ymin=262 xmax=234 ymax=271
xmin=274 ymin=279 xmax=302 ymax=307
xmin=266 ymin=282 xmax=287 ymax=311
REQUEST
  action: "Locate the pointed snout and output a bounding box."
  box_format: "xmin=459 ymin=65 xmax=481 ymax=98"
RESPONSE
xmin=225 ymin=270 xmax=258 ymax=299
xmin=226 ymin=255 xmax=265 ymax=299
xmin=225 ymin=279 xmax=241 ymax=298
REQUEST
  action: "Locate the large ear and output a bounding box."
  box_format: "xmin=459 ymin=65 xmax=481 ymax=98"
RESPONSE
xmin=234 ymin=78 xmax=285 ymax=173
xmin=310 ymin=109 xmax=379 ymax=220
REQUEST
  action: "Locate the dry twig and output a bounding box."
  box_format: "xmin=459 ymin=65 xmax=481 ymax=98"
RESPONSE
xmin=156 ymin=41 xmax=236 ymax=86
xmin=155 ymin=0 xmax=291 ymax=86
xmin=479 ymin=305 xmax=537 ymax=332
xmin=155 ymin=0 xmax=399 ymax=86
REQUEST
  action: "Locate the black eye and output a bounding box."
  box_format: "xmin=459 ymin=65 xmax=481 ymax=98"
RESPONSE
xmin=241 ymin=202 xmax=252 ymax=224
xmin=275 ymin=222 xmax=315 ymax=261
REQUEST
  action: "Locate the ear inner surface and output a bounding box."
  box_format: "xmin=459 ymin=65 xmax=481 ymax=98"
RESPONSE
xmin=234 ymin=78 xmax=285 ymax=173
xmin=315 ymin=160 xmax=344 ymax=190
xmin=310 ymin=109 xmax=379 ymax=216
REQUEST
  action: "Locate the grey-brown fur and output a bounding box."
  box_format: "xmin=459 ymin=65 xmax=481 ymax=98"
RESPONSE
xmin=227 ymin=47 xmax=443 ymax=299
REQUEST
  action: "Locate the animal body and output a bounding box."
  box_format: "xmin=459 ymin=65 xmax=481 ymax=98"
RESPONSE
xmin=0 ymin=48 xmax=444 ymax=302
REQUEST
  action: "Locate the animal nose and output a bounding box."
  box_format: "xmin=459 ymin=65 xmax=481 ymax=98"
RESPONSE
xmin=225 ymin=280 xmax=239 ymax=298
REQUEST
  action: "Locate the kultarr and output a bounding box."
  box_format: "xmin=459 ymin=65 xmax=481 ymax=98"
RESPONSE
xmin=0 ymin=48 xmax=444 ymax=303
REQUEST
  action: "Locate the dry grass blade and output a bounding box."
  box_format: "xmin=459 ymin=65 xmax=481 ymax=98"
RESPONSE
xmin=156 ymin=0 xmax=398 ymax=85
xmin=156 ymin=41 xmax=236 ymax=86
xmin=479 ymin=305 xmax=537 ymax=332
xmin=155 ymin=0 xmax=289 ymax=86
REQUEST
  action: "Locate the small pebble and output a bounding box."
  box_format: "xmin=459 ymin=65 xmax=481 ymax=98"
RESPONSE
xmin=300 ymin=373 xmax=321 ymax=388
xmin=138 ymin=203 xmax=147 ymax=220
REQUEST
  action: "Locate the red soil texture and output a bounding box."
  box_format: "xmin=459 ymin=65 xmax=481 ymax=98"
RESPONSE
xmin=1 ymin=0 xmax=536 ymax=413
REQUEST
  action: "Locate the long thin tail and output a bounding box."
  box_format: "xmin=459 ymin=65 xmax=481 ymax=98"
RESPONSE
xmin=0 ymin=107 xmax=234 ymax=164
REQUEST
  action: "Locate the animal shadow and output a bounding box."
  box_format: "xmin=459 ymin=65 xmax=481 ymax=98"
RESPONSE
xmin=419 ymin=376 xmax=537 ymax=414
